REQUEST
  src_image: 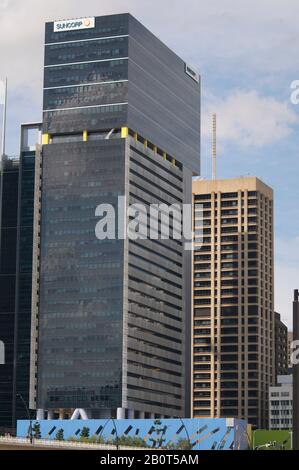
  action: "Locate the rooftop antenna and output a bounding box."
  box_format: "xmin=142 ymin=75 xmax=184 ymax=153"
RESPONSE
xmin=212 ymin=113 xmax=217 ymax=180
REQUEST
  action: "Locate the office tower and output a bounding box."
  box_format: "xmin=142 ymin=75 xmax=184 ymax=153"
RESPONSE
xmin=275 ymin=312 xmax=288 ymax=377
xmin=0 ymin=156 xmax=19 ymax=429
xmin=13 ymin=124 xmax=42 ymax=425
xmin=269 ymin=374 xmax=292 ymax=430
xmin=0 ymin=124 xmax=41 ymax=430
xmin=192 ymin=177 xmax=274 ymax=429
xmin=31 ymin=13 xmax=200 ymax=419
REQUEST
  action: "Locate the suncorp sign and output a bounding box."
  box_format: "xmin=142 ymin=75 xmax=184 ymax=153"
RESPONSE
xmin=185 ymin=63 xmax=200 ymax=84
xmin=54 ymin=17 xmax=95 ymax=33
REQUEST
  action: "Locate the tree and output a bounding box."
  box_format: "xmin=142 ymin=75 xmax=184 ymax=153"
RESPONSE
xmin=55 ymin=429 xmax=65 ymax=441
xmin=132 ymin=436 xmax=148 ymax=448
xmin=80 ymin=427 xmax=90 ymax=441
xmin=174 ymin=438 xmax=192 ymax=450
xmin=32 ymin=422 xmax=41 ymax=439
xmin=97 ymin=435 xmax=105 ymax=444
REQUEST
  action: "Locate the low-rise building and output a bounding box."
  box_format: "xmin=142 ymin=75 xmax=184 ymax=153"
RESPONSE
xmin=269 ymin=375 xmax=292 ymax=430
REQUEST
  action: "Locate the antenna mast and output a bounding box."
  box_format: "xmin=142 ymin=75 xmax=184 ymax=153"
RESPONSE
xmin=212 ymin=113 xmax=216 ymax=180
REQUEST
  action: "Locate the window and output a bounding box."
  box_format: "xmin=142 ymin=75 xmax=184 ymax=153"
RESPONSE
xmin=194 ymin=308 xmax=211 ymax=318
xmin=194 ymin=194 xmax=211 ymax=201
xmin=221 ymin=200 xmax=238 ymax=208
xmin=221 ymin=192 xmax=238 ymax=199
xmin=222 ymin=218 xmax=238 ymax=225
xmin=221 ymin=235 xmax=238 ymax=242
xmin=194 ymin=290 xmax=211 ymax=297
xmin=194 ymin=299 xmax=211 ymax=306
xmin=221 ymin=209 xmax=238 ymax=216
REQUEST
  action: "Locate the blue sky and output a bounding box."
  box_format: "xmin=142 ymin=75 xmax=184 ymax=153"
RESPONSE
xmin=0 ymin=0 xmax=298 ymax=327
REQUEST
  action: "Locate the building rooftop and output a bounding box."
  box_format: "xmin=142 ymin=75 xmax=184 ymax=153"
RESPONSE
xmin=192 ymin=176 xmax=273 ymax=199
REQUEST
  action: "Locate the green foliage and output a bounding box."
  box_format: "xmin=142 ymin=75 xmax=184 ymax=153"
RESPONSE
xmin=253 ymin=430 xmax=292 ymax=450
xmin=115 ymin=435 xmax=132 ymax=446
xmin=164 ymin=442 xmax=175 ymax=450
xmin=163 ymin=438 xmax=192 ymax=450
xmin=80 ymin=427 xmax=90 ymax=439
xmin=87 ymin=435 xmax=98 ymax=444
xmin=55 ymin=428 xmax=65 ymax=441
xmin=112 ymin=435 xmax=147 ymax=448
xmin=59 ymin=430 xmax=149 ymax=448
xmin=174 ymin=438 xmax=193 ymax=450
xmin=132 ymin=436 xmax=148 ymax=448
xmin=32 ymin=422 xmax=41 ymax=439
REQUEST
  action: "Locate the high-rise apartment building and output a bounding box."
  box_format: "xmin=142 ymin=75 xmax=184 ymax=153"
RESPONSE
xmin=192 ymin=177 xmax=274 ymax=428
xmin=0 ymin=124 xmax=41 ymax=430
xmin=275 ymin=312 xmax=288 ymax=377
xmin=31 ymin=13 xmax=200 ymax=420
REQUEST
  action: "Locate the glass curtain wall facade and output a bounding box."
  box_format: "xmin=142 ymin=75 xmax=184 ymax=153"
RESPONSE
xmin=33 ymin=13 xmax=200 ymax=419
xmin=13 ymin=125 xmax=42 ymax=425
xmin=0 ymin=124 xmax=40 ymax=430
xmin=37 ymin=139 xmax=126 ymax=415
xmin=125 ymin=136 xmax=185 ymax=416
xmin=0 ymin=158 xmax=19 ymax=429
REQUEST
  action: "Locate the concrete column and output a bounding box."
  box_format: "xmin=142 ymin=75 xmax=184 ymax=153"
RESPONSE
xmin=117 ymin=407 xmax=126 ymax=419
xmin=128 ymin=409 xmax=134 ymax=419
xmin=139 ymin=411 xmax=145 ymax=419
xmin=47 ymin=410 xmax=54 ymax=420
xmin=59 ymin=409 xmax=64 ymax=420
xmin=36 ymin=409 xmax=44 ymax=420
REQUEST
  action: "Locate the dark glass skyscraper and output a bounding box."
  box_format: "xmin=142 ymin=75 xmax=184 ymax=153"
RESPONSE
xmin=32 ymin=13 xmax=200 ymax=419
xmin=0 ymin=156 xmax=19 ymax=429
xmin=0 ymin=124 xmax=41 ymax=430
xmin=13 ymin=125 xmax=41 ymax=426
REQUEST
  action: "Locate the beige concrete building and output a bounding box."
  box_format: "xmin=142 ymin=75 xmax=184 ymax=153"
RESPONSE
xmin=191 ymin=177 xmax=274 ymax=428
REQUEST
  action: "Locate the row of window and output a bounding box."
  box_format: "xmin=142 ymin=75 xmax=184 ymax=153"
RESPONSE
xmin=44 ymin=81 xmax=128 ymax=110
xmin=195 ymin=191 xmax=260 ymax=200
xmin=45 ymin=36 xmax=128 ymax=66
xmin=44 ymin=60 xmax=128 ymax=88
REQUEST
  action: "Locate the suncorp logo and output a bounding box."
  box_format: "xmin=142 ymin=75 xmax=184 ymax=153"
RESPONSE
xmin=185 ymin=63 xmax=200 ymax=84
xmin=54 ymin=17 xmax=95 ymax=33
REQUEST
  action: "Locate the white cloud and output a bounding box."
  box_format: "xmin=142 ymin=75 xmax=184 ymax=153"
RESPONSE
xmin=1 ymin=0 xmax=299 ymax=93
xmin=202 ymin=90 xmax=298 ymax=149
xmin=1 ymin=0 xmax=299 ymax=153
xmin=0 ymin=0 xmax=297 ymax=329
